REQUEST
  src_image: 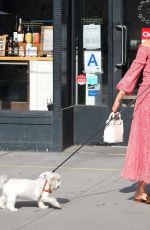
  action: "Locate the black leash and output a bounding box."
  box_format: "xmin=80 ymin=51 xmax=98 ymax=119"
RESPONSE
xmin=52 ymin=85 xmax=150 ymax=173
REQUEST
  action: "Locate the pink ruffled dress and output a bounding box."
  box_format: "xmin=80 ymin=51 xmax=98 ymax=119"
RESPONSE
xmin=116 ymin=45 xmax=150 ymax=183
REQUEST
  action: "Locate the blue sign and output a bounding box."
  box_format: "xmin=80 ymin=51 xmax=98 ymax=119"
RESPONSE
xmin=88 ymin=90 xmax=98 ymax=96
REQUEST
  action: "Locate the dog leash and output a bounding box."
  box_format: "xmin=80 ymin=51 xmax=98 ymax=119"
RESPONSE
xmin=52 ymin=85 xmax=150 ymax=173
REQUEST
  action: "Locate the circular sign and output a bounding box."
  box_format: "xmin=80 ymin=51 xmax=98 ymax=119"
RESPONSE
xmin=138 ymin=0 xmax=150 ymax=24
xmin=76 ymin=74 xmax=87 ymax=85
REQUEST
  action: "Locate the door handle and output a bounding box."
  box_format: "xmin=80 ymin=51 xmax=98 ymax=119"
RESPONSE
xmin=123 ymin=25 xmax=127 ymax=66
xmin=115 ymin=25 xmax=127 ymax=68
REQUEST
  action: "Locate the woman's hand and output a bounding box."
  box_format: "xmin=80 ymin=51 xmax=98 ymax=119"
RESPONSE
xmin=112 ymin=90 xmax=126 ymax=113
xmin=112 ymin=100 xmax=121 ymax=113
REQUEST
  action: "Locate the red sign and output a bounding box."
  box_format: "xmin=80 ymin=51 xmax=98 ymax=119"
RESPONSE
xmin=76 ymin=74 xmax=86 ymax=85
xmin=142 ymin=28 xmax=150 ymax=41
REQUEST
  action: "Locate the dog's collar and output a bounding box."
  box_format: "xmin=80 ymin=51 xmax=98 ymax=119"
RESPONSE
xmin=42 ymin=179 xmax=52 ymax=193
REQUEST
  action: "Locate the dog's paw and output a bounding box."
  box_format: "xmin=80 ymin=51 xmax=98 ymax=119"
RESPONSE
xmin=0 ymin=202 xmax=6 ymax=209
xmin=39 ymin=204 xmax=49 ymax=209
xmin=7 ymin=207 xmax=18 ymax=212
xmin=54 ymin=203 xmax=61 ymax=209
xmin=38 ymin=201 xmax=49 ymax=209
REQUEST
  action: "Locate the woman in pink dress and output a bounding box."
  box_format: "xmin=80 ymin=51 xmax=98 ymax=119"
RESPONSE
xmin=112 ymin=41 xmax=150 ymax=204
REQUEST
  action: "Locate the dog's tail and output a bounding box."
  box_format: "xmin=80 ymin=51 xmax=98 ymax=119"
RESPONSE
xmin=0 ymin=175 xmax=7 ymax=188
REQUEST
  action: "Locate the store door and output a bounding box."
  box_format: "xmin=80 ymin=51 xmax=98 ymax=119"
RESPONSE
xmin=74 ymin=0 xmax=150 ymax=145
xmin=112 ymin=0 xmax=150 ymax=143
xmin=74 ymin=0 xmax=110 ymax=144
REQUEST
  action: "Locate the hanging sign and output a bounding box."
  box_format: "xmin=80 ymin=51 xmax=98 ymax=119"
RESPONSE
xmin=84 ymin=51 xmax=102 ymax=73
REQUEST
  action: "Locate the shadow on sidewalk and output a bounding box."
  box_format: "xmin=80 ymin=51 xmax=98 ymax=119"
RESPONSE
xmin=120 ymin=183 xmax=150 ymax=194
xmin=15 ymin=198 xmax=70 ymax=209
xmin=119 ymin=183 xmax=137 ymax=193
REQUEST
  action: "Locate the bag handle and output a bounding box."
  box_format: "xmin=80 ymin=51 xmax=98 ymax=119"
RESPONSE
xmin=108 ymin=112 xmax=121 ymax=121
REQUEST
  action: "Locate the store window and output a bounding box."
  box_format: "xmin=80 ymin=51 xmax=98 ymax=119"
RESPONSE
xmin=75 ymin=0 xmax=108 ymax=106
xmin=0 ymin=0 xmax=53 ymax=111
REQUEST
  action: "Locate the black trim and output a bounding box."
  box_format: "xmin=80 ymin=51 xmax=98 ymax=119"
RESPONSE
xmin=108 ymin=0 xmax=113 ymax=110
xmin=0 ymin=110 xmax=53 ymax=124
xmin=53 ymin=0 xmax=63 ymax=151
xmin=112 ymin=0 xmax=123 ymax=99
xmin=53 ymin=0 xmax=62 ymax=120
xmin=71 ymin=0 xmax=76 ymax=105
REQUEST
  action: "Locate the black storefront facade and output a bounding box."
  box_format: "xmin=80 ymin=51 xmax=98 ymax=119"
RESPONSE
xmin=0 ymin=0 xmax=148 ymax=151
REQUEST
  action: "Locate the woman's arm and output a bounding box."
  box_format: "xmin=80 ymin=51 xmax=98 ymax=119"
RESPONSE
xmin=112 ymin=90 xmax=126 ymax=113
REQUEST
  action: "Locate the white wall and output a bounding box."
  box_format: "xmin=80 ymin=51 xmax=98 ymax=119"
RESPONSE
xmin=29 ymin=61 xmax=53 ymax=110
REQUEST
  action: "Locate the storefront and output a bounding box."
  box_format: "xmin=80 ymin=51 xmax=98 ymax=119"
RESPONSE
xmin=0 ymin=0 xmax=148 ymax=151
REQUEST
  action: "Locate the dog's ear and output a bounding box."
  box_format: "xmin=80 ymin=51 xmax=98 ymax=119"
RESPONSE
xmin=0 ymin=175 xmax=7 ymax=185
xmin=42 ymin=174 xmax=47 ymax=179
xmin=38 ymin=171 xmax=53 ymax=180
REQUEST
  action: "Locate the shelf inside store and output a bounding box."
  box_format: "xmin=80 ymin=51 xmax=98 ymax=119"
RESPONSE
xmin=0 ymin=56 xmax=53 ymax=61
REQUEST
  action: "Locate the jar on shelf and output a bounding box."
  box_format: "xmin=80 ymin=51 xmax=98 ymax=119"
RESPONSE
xmin=33 ymin=32 xmax=40 ymax=43
xmin=19 ymin=45 xmax=25 ymax=56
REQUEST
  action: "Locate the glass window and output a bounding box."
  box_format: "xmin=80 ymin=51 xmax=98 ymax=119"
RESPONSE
xmin=75 ymin=0 xmax=108 ymax=106
xmin=0 ymin=0 xmax=53 ymax=111
xmin=0 ymin=63 xmax=28 ymax=110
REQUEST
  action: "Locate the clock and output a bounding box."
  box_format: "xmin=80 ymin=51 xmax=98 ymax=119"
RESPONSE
xmin=138 ymin=0 xmax=150 ymax=24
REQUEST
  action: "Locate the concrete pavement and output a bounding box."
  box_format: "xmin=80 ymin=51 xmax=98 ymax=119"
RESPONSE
xmin=0 ymin=145 xmax=150 ymax=230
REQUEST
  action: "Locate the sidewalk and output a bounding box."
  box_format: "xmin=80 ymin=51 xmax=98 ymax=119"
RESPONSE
xmin=0 ymin=145 xmax=150 ymax=230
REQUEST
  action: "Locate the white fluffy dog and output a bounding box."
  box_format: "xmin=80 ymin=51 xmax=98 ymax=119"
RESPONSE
xmin=0 ymin=171 xmax=62 ymax=212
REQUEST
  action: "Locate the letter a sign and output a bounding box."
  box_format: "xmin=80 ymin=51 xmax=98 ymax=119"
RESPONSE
xmin=88 ymin=54 xmax=98 ymax=66
xmin=84 ymin=51 xmax=102 ymax=73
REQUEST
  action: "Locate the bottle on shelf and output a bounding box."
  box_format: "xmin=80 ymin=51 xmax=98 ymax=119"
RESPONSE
xmin=17 ymin=17 xmax=24 ymax=43
xmin=13 ymin=38 xmax=19 ymax=56
xmin=13 ymin=15 xmax=18 ymax=42
xmin=8 ymin=37 xmax=14 ymax=56
xmin=32 ymin=25 xmax=40 ymax=43
xmin=25 ymin=23 xmax=32 ymax=43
